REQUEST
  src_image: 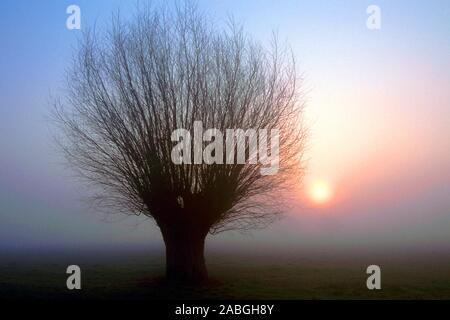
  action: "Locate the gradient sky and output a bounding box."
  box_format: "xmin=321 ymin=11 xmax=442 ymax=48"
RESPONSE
xmin=0 ymin=0 xmax=449 ymax=253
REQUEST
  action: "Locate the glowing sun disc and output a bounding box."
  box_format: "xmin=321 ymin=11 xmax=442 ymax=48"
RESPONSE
xmin=309 ymin=180 xmax=333 ymax=205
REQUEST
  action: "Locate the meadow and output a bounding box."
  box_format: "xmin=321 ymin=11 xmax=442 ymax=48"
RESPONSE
xmin=1 ymin=247 xmax=450 ymax=300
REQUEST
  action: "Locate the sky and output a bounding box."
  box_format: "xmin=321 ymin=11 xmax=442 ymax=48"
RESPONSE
xmin=0 ymin=0 xmax=449 ymax=254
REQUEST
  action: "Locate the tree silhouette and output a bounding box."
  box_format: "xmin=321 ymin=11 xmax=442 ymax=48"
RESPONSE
xmin=54 ymin=4 xmax=305 ymax=283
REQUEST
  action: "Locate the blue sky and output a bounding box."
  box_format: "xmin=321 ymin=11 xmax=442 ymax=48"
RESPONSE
xmin=0 ymin=1 xmax=449 ymax=252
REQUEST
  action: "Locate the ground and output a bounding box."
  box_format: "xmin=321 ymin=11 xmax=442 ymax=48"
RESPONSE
xmin=1 ymin=247 xmax=450 ymax=300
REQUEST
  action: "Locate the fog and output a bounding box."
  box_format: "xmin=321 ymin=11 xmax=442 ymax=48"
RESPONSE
xmin=0 ymin=0 xmax=449 ymax=259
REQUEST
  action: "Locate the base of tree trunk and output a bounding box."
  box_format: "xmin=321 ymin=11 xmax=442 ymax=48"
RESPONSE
xmin=162 ymin=228 xmax=208 ymax=284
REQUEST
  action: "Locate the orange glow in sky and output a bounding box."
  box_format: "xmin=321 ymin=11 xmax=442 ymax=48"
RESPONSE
xmin=309 ymin=180 xmax=333 ymax=206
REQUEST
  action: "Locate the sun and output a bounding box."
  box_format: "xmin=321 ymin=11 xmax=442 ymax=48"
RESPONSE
xmin=309 ymin=180 xmax=333 ymax=205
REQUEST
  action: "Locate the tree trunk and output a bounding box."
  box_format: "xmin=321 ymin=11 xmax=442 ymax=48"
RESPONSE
xmin=160 ymin=226 xmax=208 ymax=284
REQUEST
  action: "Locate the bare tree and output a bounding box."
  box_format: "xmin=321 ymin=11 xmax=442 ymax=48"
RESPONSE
xmin=54 ymin=3 xmax=305 ymax=283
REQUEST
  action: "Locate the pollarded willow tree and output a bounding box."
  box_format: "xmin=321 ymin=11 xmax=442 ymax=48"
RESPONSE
xmin=54 ymin=4 xmax=306 ymax=283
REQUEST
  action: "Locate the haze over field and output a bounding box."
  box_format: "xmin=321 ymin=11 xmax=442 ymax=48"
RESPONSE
xmin=0 ymin=0 xmax=449 ymax=257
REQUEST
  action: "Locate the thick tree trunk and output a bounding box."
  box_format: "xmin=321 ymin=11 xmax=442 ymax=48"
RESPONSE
xmin=160 ymin=226 xmax=208 ymax=283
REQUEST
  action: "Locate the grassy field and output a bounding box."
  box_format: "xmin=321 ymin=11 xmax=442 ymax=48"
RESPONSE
xmin=1 ymin=248 xmax=450 ymax=300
